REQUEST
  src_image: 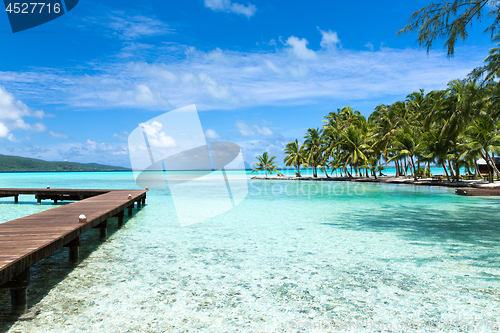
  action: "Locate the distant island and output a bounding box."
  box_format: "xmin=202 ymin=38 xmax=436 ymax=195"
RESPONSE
xmin=0 ymin=154 xmax=129 ymax=172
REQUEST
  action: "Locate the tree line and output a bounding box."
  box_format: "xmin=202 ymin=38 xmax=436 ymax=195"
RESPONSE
xmin=252 ymin=80 xmax=500 ymax=183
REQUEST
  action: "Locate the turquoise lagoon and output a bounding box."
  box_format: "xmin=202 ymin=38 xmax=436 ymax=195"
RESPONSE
xmin=0 ymin=171 xmax=499 ymax=332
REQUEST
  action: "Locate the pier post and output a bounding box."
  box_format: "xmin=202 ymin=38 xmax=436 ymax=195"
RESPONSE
xmin=64 ymin=237 xmax=80 ymax=264
xmin=36 ymin=195 xmax=41 ymax=205
xmin=137 ymin=200 xmax=142 ymax=210
xmin=54 ymin=199 xmax=58 ymax=204
xmin=97 ymin=220 xmax=107 ymax=240
xmin=14 ymin=195 xmax=18 ymax=204
xmin=1 ymin=268 xmax=30 ymax=314
xmin=117 ymin=211 xmax=124 ymax=228
xmin=11 ymin=287 xmax=28 ymax=314
xmin=128 ymin=206 xmax=133 ymax=217
xmin=141 ymin=196 xmax=146 ymax=206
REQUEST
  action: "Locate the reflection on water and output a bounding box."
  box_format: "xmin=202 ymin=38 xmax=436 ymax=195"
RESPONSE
xmin=0 ymin=171 xmax=499 ymax=332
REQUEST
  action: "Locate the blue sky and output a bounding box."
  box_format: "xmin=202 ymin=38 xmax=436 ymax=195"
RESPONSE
xmin=0 ymin=0 xmax=496 ymax=167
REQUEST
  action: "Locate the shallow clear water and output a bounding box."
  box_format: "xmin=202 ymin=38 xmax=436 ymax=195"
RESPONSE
xmin=0 ymin=171 xmax=499 ymax=332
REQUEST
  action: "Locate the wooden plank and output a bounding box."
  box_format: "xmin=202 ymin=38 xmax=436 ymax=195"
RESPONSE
xmin=0 ymin=188 xmax=147 ymax=286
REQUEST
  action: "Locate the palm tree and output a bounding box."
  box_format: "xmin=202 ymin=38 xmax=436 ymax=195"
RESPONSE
xmin=390 ymin=126 xmax=420 ymax=181
xmin=304 ymin=128 xmax=322 ymax=177
xmin=461 ymin=116 xmax=500 ymax=183
xmin=284 ymin=139 xmax=305 ymax=177
xmin=443 ymin=79 xmax=483 ymax=181
xmin=251 ymin=152 xmax=278 ymax=178
xmin=322 ymin=110 xmax=347 ymax=176
xmin=340 ymin=126 xmax=370 ymax=177
xmin=422 ymin=128 xmax=453 ymax=181
xmin=370 ymin=102 xmax=407 ymax=177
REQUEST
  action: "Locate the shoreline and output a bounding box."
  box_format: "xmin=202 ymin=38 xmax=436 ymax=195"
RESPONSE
xmin=250 ymin=175 xmax=500 ymax=189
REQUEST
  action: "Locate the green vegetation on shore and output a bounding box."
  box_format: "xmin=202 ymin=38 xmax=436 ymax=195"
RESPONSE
xmin=255 ymin=81 xmax=500 ymax=182
xmin=0 ymin=154 xmax=129 ymax=172
xmin=253 ymin=1 xmax=500 ymax=183
xmin=281 ymin=86 xmax=500 ymax=183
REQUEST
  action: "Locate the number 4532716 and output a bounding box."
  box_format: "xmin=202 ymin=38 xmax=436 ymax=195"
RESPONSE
xmin=5 ymin=3 xmax=61 ymax=14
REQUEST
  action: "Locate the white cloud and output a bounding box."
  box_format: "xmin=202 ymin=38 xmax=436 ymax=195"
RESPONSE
xmin=82 ymin=11 xmax=174 ymax=40
xmin=113 ymin=131 xmax=129 ymax=142
xmin=49 ymin=131 xmax=69 ymax=139
xmin=0 ymin=123 xmax=9 ymax=139
xmin=204 ymin=0 xmax=257 ymax=18
xmin=84 ymin=139 xmax=128 ymax=156
xmin=0 ymin=86 xmax=48 ymax=141
xmin=129 ymin=62 xmax=177 ymax=83
xmin=365 ymin=42 xmax=375 ymax=52
xmin=32 ymin=123 xmax=46 ymax=132
xmin=140 ymin=120 xmax=177 ymax=148
xmin=110 ymin=13 xmax=174 ymax=39
xmin=0 ymin=32 xmax=490 ymax=112
xmin=318 ymin=27 xmax=341 ymax=49
xmin=134 ymin=84 xmax=170 ymax=106
xmin=236 ymin=122 xmax=273 ymax=136
xmin=286 ymin=36 xmax=317 ymax=60
xmin=204 ymin=128 xmax=220 ymax=139
xmin=198 ymin=73 xmax=239 ymax=103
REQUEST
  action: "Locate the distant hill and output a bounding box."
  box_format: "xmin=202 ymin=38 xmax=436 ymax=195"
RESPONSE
xmin=0 ymin=154 xmax=129 ymax=172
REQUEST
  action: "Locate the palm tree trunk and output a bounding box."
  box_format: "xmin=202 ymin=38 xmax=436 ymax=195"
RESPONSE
xmin=442 ymin=162 xmax=450 ymax=181
xmin=485 ymin=150 xmax=500 ymax=181
xmin=403 ymin=158 xmax=407 ymax=178
xmin=447 ymin=160 xmax=455 ymax=182
xmin=345 ymin=166 xmax=352 ymax=178
xmin=474 ymin=159 xmax=480 ymax=179
xmin=410 ymin=156 xmax=417 ymax=181
xmin=454 ymin=159 xmax=460 ymax=181
xmin=480 ymin=152 xmax=493 ymax=183
xmin=297 ymin=163 xmax=301 ymax=177
xmin=407 ymin=156 xmax=413 ymax=179
xmin=424 ymin=161 xmax=428 ymax=179
xmin=489 ymin=154 xmax=500 ymax=179
xmin=395 ymin=160 xmax=400 ymax=177
xmin=323 ymin=167 xmax=330 ymax=178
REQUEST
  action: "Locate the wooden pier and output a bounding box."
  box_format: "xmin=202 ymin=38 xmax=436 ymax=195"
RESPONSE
xmin=0 ymin=188 xmax=147 ymax=314
xmin=455 ymin=188 xmax=500 ymax=196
